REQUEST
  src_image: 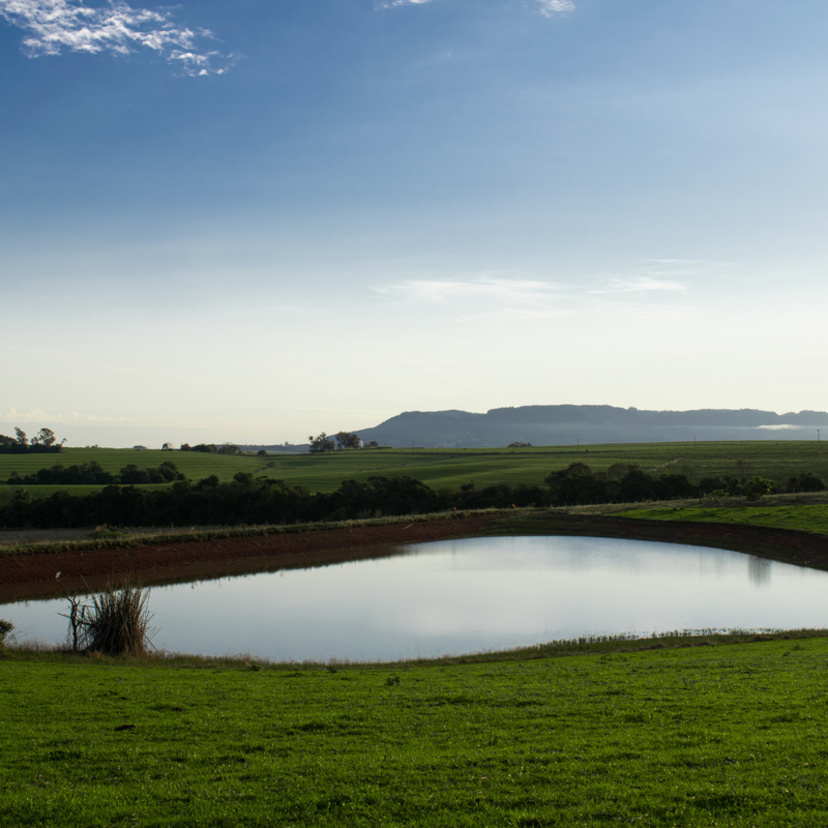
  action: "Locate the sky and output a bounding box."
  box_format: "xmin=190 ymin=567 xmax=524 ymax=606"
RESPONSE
xmin=2 ymin=0 xmax=828 ymax=447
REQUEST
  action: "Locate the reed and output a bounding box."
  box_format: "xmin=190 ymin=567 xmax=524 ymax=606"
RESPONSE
xmin=83 ymin=584 xmax=153 ymax=656
xmin=58 ymin=579 xmax=153 ymax=656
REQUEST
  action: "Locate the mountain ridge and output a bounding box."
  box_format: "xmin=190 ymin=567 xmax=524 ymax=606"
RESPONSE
xmin=355 ymin=405 xmax=828 ymax=448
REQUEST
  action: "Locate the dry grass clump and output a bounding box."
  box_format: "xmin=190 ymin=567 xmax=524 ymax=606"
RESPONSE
xmin=83 ymin=585 xmax=153 ymax=656
xmin=59 ymin=579 xmax=153 ymax=657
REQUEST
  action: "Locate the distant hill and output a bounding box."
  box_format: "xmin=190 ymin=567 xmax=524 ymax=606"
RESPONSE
xmin=355 ymin=405 xmax=828 ymax=448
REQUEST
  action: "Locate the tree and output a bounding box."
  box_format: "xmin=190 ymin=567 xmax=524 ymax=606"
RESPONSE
xmin=545 ymin=463 xmax=607 ymax=506
xmin=309 ymin=433 xmax=335 ymax=453
xmin=0 ymin=427 xmax=63 ymax=454
xmin=786 ymin=472 xmax=826 ymax=493
xmin=335 ymin=431 xmax=362 ymax=450
xmin=119 ymin=464 xmax=150 ymax=485
xmin=616 ymin=467 xmax=661 ymax=502
xmin=744 ymin=476 xmax=774 ymax=501
xmin=32 ymin=427 xmax=56 ymax=447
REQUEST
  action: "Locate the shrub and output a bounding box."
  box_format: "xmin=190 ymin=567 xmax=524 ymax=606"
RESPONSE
xmin=0 ymin=619 xmax=12 ymax=651
xmin=785 ymin=472 xmax=826 ymax=493
xmin=82 ymin=585 xmax=153 ymax=656
xmin=744 ymin=476 xmax=775 ymax=501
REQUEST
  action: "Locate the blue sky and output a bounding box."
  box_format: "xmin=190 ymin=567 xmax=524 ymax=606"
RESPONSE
xmin=2 ymin=0 xmax=828 ymax=446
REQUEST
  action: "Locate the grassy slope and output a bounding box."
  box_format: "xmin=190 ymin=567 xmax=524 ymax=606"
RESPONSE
xmin=0 ymin=448 xmax=264 ymax=481
xmin=619 ymin=502 xmax=828 ymax=535
xmin=2 ymin=636 xmax=828 ymax=826
xmin=151 ymin=440 xmax=828 ymax=490
xmin=3 ymin=440 xmax=828 ymax=498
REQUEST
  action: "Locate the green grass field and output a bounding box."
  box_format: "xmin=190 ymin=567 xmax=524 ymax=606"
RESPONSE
xmin=247 ymin=441 xmax=828 ymax=492
xmin=2 ymin=440 xmax=828 ymax=500
xmin=0 ymin=448 xmax=263 ymax=481
xmin=2 ymin=634 xmax=828 ymax=826
xmin=621 ymin=502 xmax=828 ymax=536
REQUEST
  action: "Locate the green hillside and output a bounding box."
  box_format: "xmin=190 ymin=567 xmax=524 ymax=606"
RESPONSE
xmin=1 ymin=440 xmax=827 ymax=500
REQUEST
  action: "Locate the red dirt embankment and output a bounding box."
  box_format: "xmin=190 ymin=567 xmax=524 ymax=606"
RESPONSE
xmin=4 ymin=511 xmax=828 ymax=604
xmin=564 ymin=515 xmax=828 ymax=570
xmin=0 ymin=515 xmax=494 ymax=602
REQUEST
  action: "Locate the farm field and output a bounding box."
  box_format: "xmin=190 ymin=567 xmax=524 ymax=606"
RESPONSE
xmin=2 ymin=635 xmax=828 ymax=826
xmin=246 ymin=440 xmax=828 ymax=492
xmin=2 ymin=440 xmax=828 ymax=499
xmin=620 ymin=502 xmax=828 ymax=537
xmin=0 ymin=448 xmax=263 ymax=482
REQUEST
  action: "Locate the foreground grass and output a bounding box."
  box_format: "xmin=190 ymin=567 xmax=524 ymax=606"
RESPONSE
xmin=2 ymin=635 xmax=828 ymax=826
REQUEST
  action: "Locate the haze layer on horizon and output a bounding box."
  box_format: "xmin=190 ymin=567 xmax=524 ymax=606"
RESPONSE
xmin=3 ymin=0 xmax=827 ymax=447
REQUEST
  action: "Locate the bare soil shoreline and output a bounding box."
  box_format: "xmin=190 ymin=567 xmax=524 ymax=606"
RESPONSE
xmin=0 ymin=515 xmax=494 ymax=602
xmin=3 ymin=510 xmax=828 ymax=604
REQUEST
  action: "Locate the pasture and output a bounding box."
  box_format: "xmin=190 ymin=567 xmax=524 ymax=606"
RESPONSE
xmin=621 ymin=502 xmax=828 ymax=536
xmin=259 ymin=441 xmax=828 ymax=492
xmin=1 ymin=440 xmax=828 ymax=500
xmin=0 ymin=448 xmax=260 ymax=482
xmin=2 ymin=634 xmax=828 ymax=826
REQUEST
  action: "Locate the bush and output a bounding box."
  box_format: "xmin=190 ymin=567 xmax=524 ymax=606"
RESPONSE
xmin=744 ymin=476 xmax=775 ymax=501
xmin=79 ymin=585 xmax=153 ymax=656
xmin=0 ymin=619 xmax=12 ymax=651
xmin=785 ymin=472 xmax=826 ymax=493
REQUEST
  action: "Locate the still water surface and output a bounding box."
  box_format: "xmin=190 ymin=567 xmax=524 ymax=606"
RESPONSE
xmin=4 ymin=536 xmax=828 ymax=662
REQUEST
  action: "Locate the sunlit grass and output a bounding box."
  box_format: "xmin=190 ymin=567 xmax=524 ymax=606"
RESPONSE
xmin=3 ymin=633 xmax=828 ymax=826
xmin=619 ymin=502 xmax=828 ymax=535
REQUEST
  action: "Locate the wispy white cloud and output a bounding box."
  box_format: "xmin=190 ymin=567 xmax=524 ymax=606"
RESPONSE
xmin=536 ymin=0 xmax=576 ymax=17
xmin=589 ymin=257 xmax=742 ymax=296
xmin=1 ymin=406 xmax=119 ymax=424
xmin=376 ymin=0 xmax=433 ymax=8
xmin=377 ymin=276 xmax=561 ymax=304
xmin=645 ymin=258 xmax=735 ymax=273
xmin=376 ymin=0 xmax=574 ymax=16
xmin=381 ymin=272 xmax=684 ymax=306
xmin=0 ymin=0 xmax=233 ymax=76
xmin=376 ymin=273 xmax=688 ymax=325
xmin=592 ymin=277 xmax=688 ymax=295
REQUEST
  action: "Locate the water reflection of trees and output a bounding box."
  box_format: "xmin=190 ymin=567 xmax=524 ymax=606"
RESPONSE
xmin=748 ymin=555 xmax=771 ymax=586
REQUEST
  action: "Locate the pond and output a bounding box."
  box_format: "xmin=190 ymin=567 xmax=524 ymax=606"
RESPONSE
xmin=3 ymin=535 xmax=828 ymax=662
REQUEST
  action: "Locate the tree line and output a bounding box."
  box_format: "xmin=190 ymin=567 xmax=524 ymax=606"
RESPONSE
xmin=308 ymin=431 xmax=369 ymax=453
xmin=0 ymin=462 xmax=824 ymax=529
xmin=0 ymin=427 xmax=64 ymax=454
xmin=178 ymin=443 xmax=242 ymax=455
xmin=8 ymin=461 xmax=185 ymax=487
